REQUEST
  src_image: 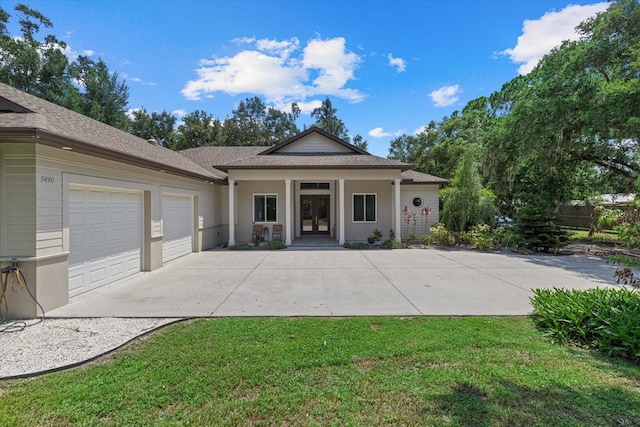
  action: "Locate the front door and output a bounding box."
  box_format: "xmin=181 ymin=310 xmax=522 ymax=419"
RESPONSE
xmin=301 ymin=195 xmax=330 ymax=234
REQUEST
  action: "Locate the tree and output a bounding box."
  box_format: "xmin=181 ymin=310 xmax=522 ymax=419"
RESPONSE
xmin=223 ymin=96 xmax=299 ymax=146
xmin=483 ymin=0 xmax=640 ymax=211
xmin=174 ymin=110 xmax=224 ymax=150
xmin=0 ymin=4 xmax=73 ymax=105
xmin=440 ymin=149 xmax=497 ymax=233
xmin=352 ymin=134 xmax=368 ymax=151
xmin=0 ymin=5 xmax=131 ymax=129
xmin=128 ymin=108 xmax=177 ymax=148
xmin=68 ymin=55 xmax=129 ymax=129
xmin=310 ymin=98 xmax=350 ymax=141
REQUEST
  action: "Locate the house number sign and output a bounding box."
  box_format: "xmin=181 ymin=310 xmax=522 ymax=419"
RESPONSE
xmin=40 ymin=176 xmax=55 ymax=184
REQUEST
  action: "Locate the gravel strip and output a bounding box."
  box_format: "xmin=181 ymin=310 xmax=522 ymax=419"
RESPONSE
xmin=0 ymin=318 xmax=180 ymax=379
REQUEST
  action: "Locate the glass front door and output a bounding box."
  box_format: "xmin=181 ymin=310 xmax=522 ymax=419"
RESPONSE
xmin=301 ymin=195 xmax=330 ymax=234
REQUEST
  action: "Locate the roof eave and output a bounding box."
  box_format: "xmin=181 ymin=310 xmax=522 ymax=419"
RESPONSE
xmin=219 ymin=164 xmax=414 ymax=172
xmin=1 ymin=128 xmax=225 ymax=184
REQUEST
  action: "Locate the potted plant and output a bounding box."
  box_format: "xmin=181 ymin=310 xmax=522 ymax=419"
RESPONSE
xmin=368 ymin=228 xmax=383 ymax=245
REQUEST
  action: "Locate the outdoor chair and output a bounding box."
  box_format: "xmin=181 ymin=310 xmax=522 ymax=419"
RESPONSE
xmin=272 ymin=224 xmax=283 ymax=241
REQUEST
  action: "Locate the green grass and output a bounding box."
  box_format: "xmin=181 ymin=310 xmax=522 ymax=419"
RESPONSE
xmin=564 ymin=227 xmax=620 ymax=245
xmin=1 ymin=317 xmax=639 ymax=426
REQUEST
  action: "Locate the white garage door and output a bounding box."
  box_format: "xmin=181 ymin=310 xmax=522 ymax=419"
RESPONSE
xmin=68 ymin=186 xmax=143 ymax=297
xmin=162 ymin=193 xmax=194 ymax=263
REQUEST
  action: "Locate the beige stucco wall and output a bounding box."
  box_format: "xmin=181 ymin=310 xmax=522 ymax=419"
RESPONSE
xmin=227 ymin=173 xmax=403 ymax=244
xmin=344 ymin=180 xmax=394 ymax=242
xmin=0 ymin=141 xmax=224 ymax=318
xmin=233 ymin=180 xmax=286 ymax=242
xmin=399 ymin=184 xmax=441 ymax=239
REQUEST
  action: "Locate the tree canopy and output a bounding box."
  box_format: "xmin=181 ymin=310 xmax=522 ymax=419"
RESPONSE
xmin=390 ymin=0 xmax=640 ymax=214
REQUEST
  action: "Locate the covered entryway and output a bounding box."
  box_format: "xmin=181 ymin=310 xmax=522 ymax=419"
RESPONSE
xmin=301 ymin=195 xmax=330 ymax=234
xmin=162 ymin=193 xmax=194 ymax=263
xmin=68 ymin=186 xmax=143 ymax=297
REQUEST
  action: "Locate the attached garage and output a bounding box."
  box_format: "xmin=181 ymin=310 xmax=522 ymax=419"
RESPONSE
xmin=162 ymin=193 xmax=194 ymax=263
xmin=68 ymin=186 xmax=143 ymax=297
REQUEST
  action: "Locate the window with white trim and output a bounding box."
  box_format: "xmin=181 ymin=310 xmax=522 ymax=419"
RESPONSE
xmin=353 ymin=193 xmax=376 ymax=222
xmin=254 ymin=194 xmax=277 ymax=223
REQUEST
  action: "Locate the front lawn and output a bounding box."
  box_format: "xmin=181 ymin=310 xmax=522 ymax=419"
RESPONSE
xmin=1 ymin=317 xmax=639 ymax=426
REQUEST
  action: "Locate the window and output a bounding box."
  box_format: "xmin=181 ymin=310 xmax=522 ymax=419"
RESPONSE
xmin=353 ymin=194 xmax=376 ymax=222
xmin=300 ymin=182 xmax=330 ymax=190
xmin=254 ymin=194 xmax=277 ymax=222
xmin=412 ymin=197 xmax=423 ymax=207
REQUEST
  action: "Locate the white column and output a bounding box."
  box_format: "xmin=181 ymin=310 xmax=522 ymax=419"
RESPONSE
xmin=285 ymin=179 xmax=292 ymax=245
xmin=394 ymin=178 xmax=401 ymax=242
xmin=339 ymin=179 xmax=345 ymax=245
xmin=228 ymin=179 xmax=235 ymax=245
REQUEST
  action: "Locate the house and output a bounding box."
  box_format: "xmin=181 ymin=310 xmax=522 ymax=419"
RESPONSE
xmin=0 ymin=83 xmax=447 ymax=318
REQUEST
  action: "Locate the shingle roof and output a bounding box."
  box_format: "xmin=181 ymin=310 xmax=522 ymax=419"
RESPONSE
xmin=214 ymin=152 xmax=413 ymax=171
xmin=180 ymin=146 xmax=267 ymax=180
xmin=0 ymin=83 xmax=221 ymax=182
xmin=401 ymin=169 xmax=449 ymax=184
xmin=0 ymin=84 xmax=448 ymax=184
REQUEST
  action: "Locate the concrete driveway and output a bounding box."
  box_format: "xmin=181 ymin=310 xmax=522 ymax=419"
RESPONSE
xmin=47 ymin=248 xmax=619 ymax=318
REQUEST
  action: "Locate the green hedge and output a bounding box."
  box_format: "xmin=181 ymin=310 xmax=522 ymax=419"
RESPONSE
xmin=530 ymin=287 xmax=640 ymax=361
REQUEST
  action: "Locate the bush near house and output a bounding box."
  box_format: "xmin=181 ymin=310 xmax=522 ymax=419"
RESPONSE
xmin=380 ymin=239 xmax=407 ymax=249
xmin=228 ymin=243 xmax=253 ymax=250
xmin=264 ymin=240 xmax=287 ymax=250
xmin=345 ymin=242 xmax=370 ymax=250
xmin=530 ymin=287 xmax=640 ymax=361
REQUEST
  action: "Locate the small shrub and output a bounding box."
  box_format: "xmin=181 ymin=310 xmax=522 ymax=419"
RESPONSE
xmin=470 ymin=224 xmax=494 ymax=250
xmin=381 ymin=239 xmax=407 ymax=249
xmin=514 ymin=204 xmax=568 ymax=252
xmin=264 ymin=240 xmax=287 ymax=250
xmin=430 ymin=223 xmax=456 ymax=246
xmin=406 ymin=234 xmax=416 ymax=246
xmin=420 ymin=235 xmax=431 ymax=246
xmin=347 ymin=242 xmax=369 ymax=250
xmin=530 ymin=287 xmax=640 ymax=361
xmin=228 ymin=243 xmax=252 ymax=250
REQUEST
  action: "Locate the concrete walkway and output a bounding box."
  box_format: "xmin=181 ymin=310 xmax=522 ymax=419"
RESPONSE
xmin=48 ymin=248 xmax=619 ymax=318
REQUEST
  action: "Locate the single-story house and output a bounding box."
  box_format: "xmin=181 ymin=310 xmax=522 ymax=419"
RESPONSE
xmin=0 ymin=82 xmax=447 ymax=318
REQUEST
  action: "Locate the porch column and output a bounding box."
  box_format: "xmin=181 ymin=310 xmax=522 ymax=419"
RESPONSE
xmin=228 ymin=179 xmax=235 ymax=245
xmin=394 ymin=178 xmax=401 ymax=242
xmin=285 ymin=179 xmax=292 ymax=245
xmin=339 ymin=178 xmax=345 ymax=245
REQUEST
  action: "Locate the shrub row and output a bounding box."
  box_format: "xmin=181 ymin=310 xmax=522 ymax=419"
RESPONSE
xmin=530 ymin=287 xmax=640 ymax=361
xmin=228 ymin=241 xmax=287 ymax=250
xmin=429 ymin=223 xmax=514 ymax=250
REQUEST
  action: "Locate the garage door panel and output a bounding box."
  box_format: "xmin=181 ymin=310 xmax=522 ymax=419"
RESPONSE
xmin=162 ymin=194 xmax=193 ymax=263
xmin=69 ymin=186 xmax=142 ymax=297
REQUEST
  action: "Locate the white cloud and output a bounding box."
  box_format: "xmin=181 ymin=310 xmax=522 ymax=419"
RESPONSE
xmin=182 ymin=36 xmax=364 ymax=106
xmin=429 ymin=84 xmax=460 ymax=107
xmin=122 ymin=73 xmax=156 ymax=86
xmin=368 ymin=127 xmax=392 ymax=138
xmin=387 ymin=53 xmax=406 ymax=72
xmin=414 ymin=125 xmax=427 ymax=135
xmin=292 ymin=99 xmax=324 ymax=114
xmin=500 ymin=2 xmax=609 ymax=74
xmin=172 ymin=109 xmax=188 ymax=118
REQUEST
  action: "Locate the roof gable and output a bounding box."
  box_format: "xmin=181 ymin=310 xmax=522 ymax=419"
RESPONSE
xmin=260 ymin=127 xmax=368 ymax=155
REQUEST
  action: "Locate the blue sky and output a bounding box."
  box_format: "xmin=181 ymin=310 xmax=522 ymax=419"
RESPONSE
xmin=4 ymin=0 xmax=611 ymax=156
